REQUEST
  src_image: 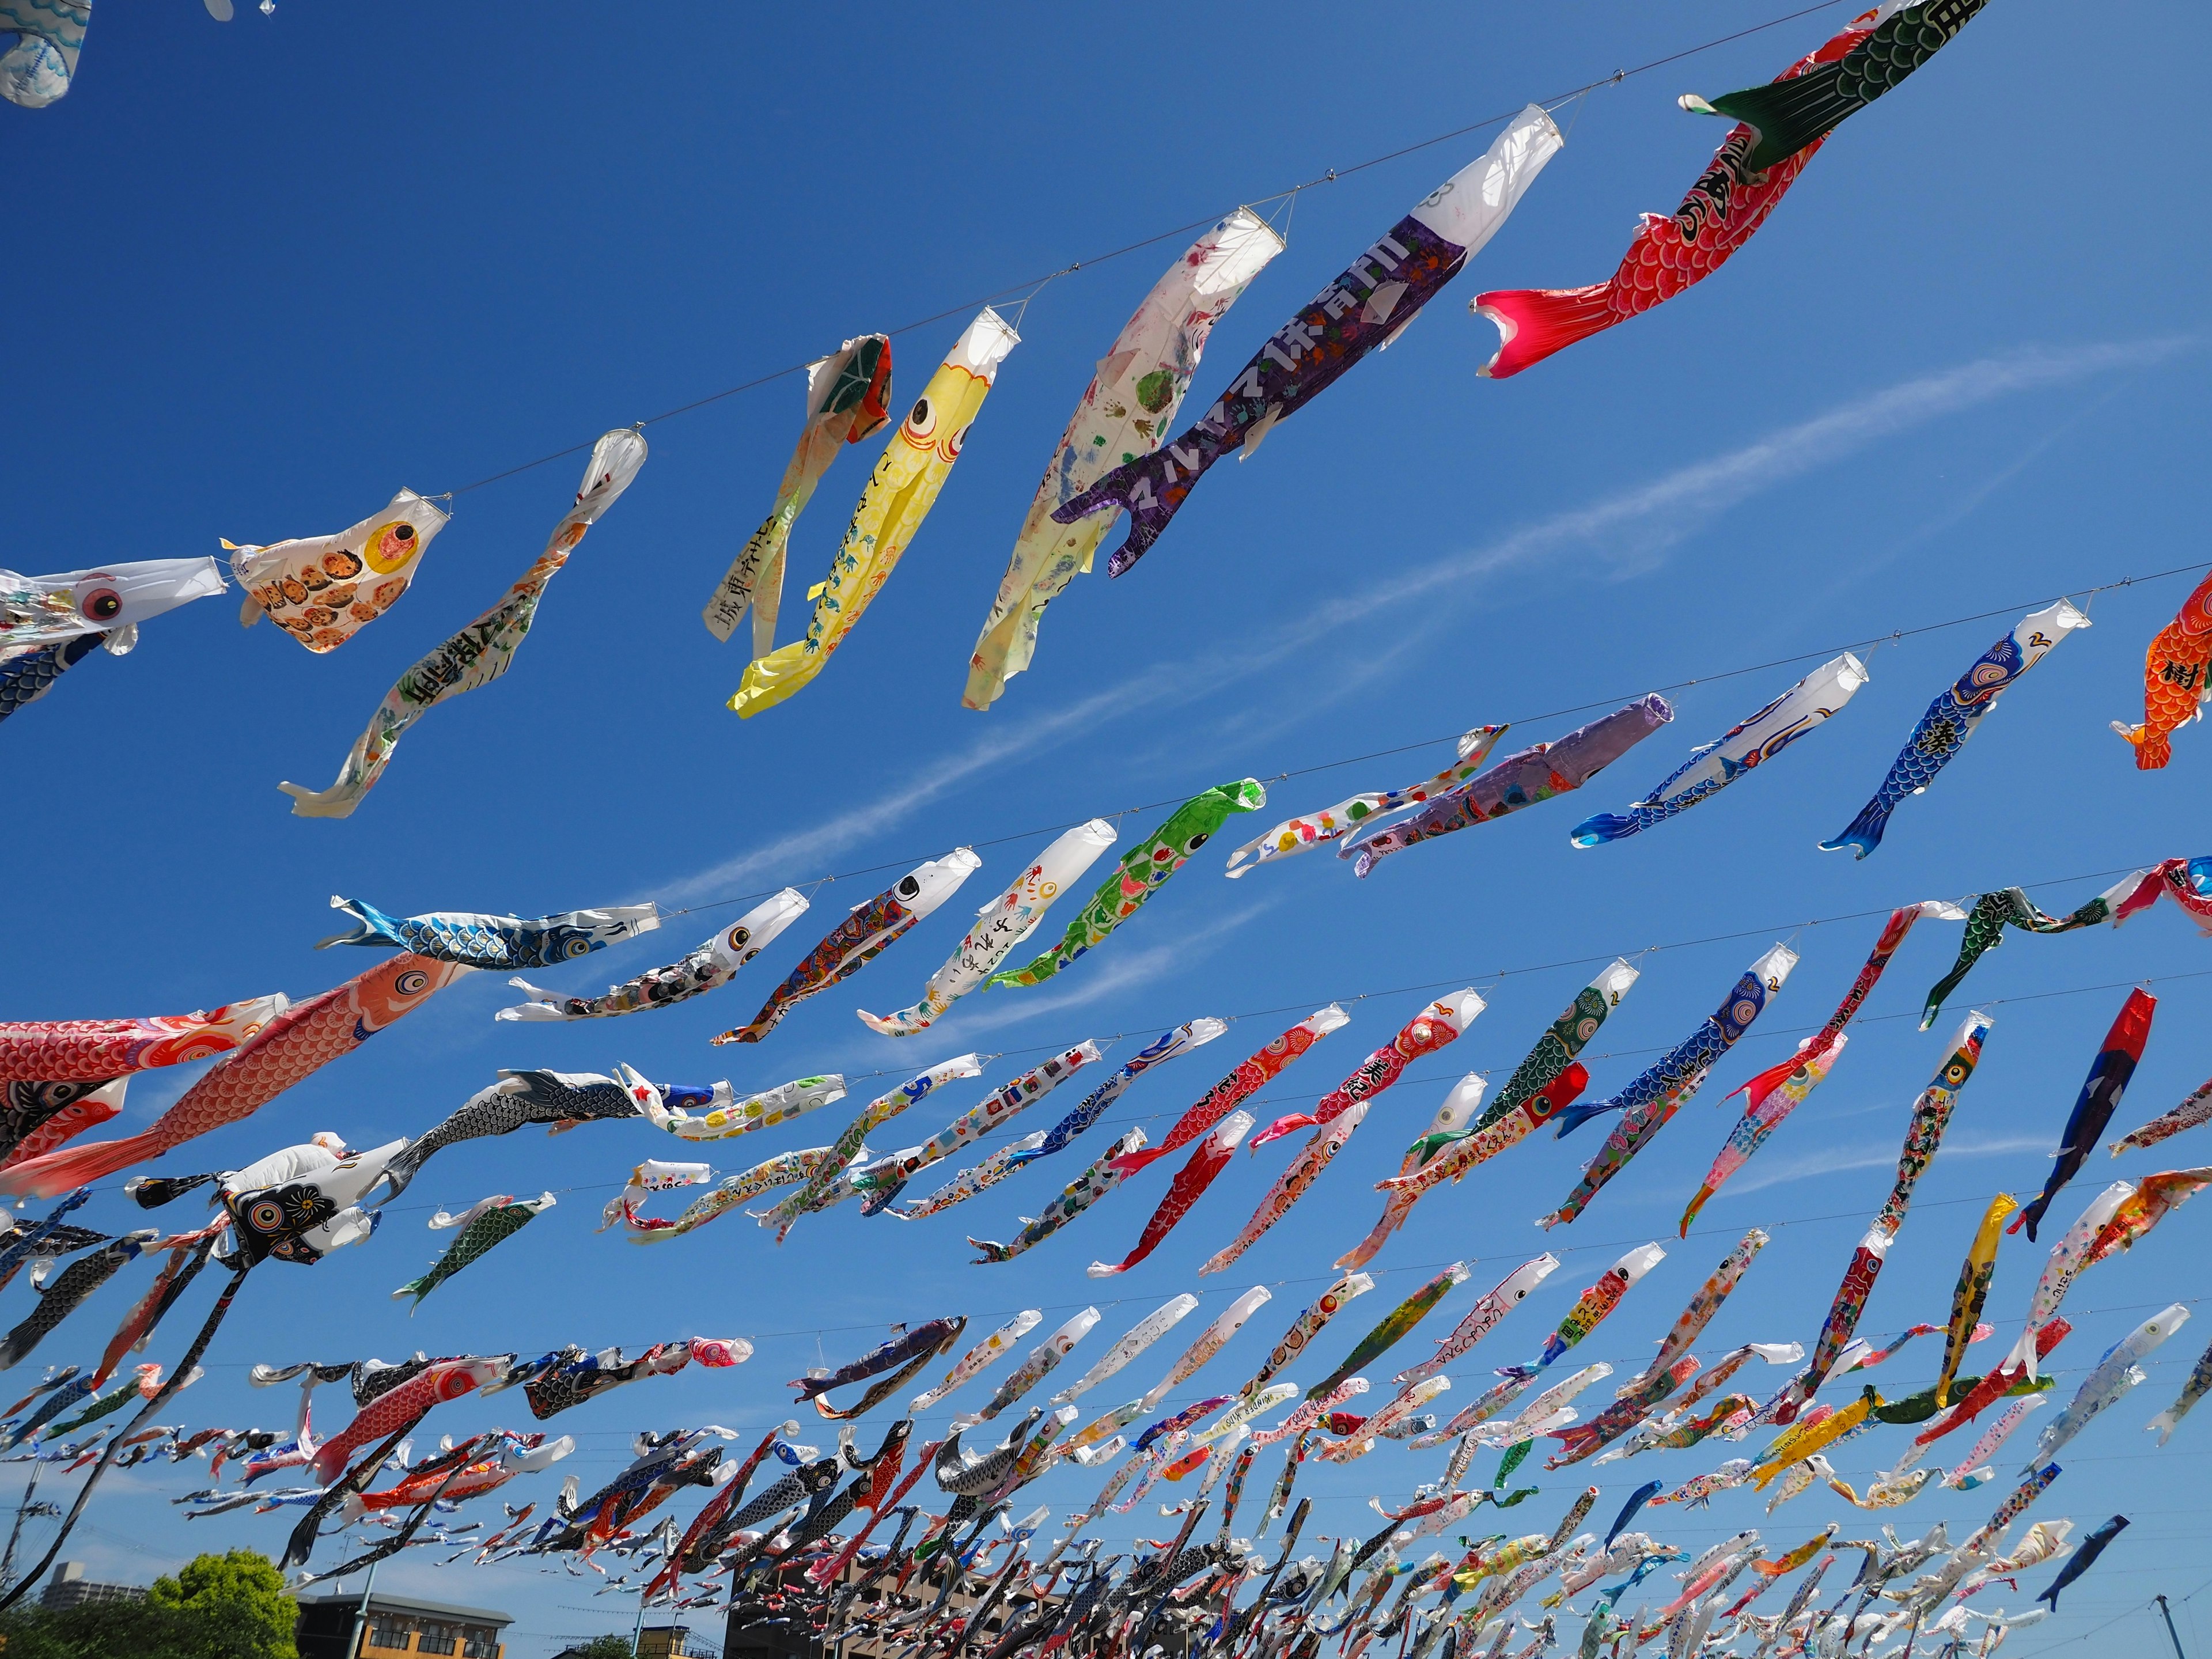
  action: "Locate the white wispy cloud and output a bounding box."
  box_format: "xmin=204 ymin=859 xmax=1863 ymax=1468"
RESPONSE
xmin=1718 ymin=1130 xmax=2054 ymax=1200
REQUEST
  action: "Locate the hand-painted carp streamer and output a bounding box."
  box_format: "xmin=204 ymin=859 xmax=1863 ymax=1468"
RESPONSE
xmin=1943 ymin=1396 xmax=2044 ymax=1485
xmin=1199 ymin=1101 xmax=1368 ymax=1275
xmin=393 ymin=1193 xmax=555 ymax=1309
xmin=1139 ymin=1287 xmax=1271 ymax=1411
xmin=228 ymin=489 xmax=450 ymax=652
xmin=1542 ymin=944 xmax=1796 ymax=1229
xmin=1875 ymin=1009 xmax=1993 ymax=1237
xmin=1475 ymin=4 xmax=1986 ymax=377
xmin=643 ymin=1073 xmax=847 ymax=1144
xmin=860 ymin=825 xmax=1115 ymax=1035
xmin=733 ymin=310 xmax=1017 ymax=717
xmin=0 ymin=556 xmax=225 ymax=660
xmin=858 ymin=1043 xmax=1100 ymax=1213
xmin=1238 ymin=1273 xmax=1373 ymax=1400
xmin=317 ymin=895 xmax=658 ymax=969
xmin=1052 ymin=1296 xmax=1199 ymax=1407
xmin=1225 ymin=729 xmax=1508 ymax=878
xmin=721 ymin=852 xmax=981 ymax=1044
xmin=1547 ymin=1356 xmax=1700 ymax=1469
xmin=1051 ymin=107 xmax=1561 ymax=578
xmin=1112 ymin=1009 xmax=1346 ymax=1182
xmin=759 ymin=1056 xmax=983 ymax=1241
xmin=1251 ymin=989 xmax=1483 ymax=1150
xmin=0 ymin=628 xmax=132 ymax=730
xmin=2115 ymin=1075 xmax=2212 ymax=1161
xmin=1571 ymin=656 xmax=1867 ymax=846
xmin=1088 ymin=1112 xmax=1251 ymax=1278
xmin=1538 ymin=1244 xmax=1665 ymax=1368
xmin=704 ymin=335 xmax=892 ymax=656
xmin=2086 ymin=1168 xmax=2212 ymax=1268
xmin=0 ymin=997 xmax=290 ymax=1085
xmin=0 ymin=0 xmax=86 ymax=107
xmin=2037 ymin=1514 xmax=2128 ymax=1611
xmin=1824 ymin=601 xmax=2088 ymax=857
xmin=2032 ymin=1305 xmax=2187 ymax=1466
xmin=632 ymin=1146 xmax=842 ymax=1240
xmin=1 ymin=955 xmax=464 ymax=1198
xmin=1937 ymin=1195 xmax=2015 ymax=1408
xmin=794 ymin=1319 xmax=966 ymax=1422
xmin=499 ymin=889 xmax=809 ymax=1021
xmin=1964 ymin=1461 xmax=2062 ymax=1556
xmin=967 ymin=214 xmax=1281 ymax=707
xmin=1395 ymin=1256 xmax=1557 ymax=1387
xmin=600 ymin=1160 xmax=710 ymax=1232
xmin=2001 ymin=1183 xmax=2127 ymax=1374
xmin=912 ymin=1311 xmax=1041 ymax=1413
xmin=281 ymin=430 xmax=647 ymax=817
xmin=1344 ymin=698 xmax=1672 ymax=878
xmin=1684 ymin=903 xmax=1960 ymax=1232
xmin=2148 ymin=1328 xmax=2212 ymax=1446
xmin=1920 ymin=874 xmax=2143 ymax=1031
xmin=1628 ymin=1230 xmax=1768 ymax=1393
xmin=1308 ymin=1263 xmax=1469 ymax=1402
xmin=1336 ymin=1075 xmax=1488 ymax=1270
xmin=959 ymin=1308 xmax=1099 ymax=1427
xmin=993 ymin=781 xmax=1268 ymax=989
xmin=2011 ymin=990 xmax=2154 ymax=1241
xmin=2112 ymin=569 xmax=2212 ymax=769
xmin=378 ymin=1065 xmax=650 ymax=1200
xmin=968 ymin=1129 xmax=1146 ymax=1264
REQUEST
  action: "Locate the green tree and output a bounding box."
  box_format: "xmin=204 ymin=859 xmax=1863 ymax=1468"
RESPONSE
xmin=560 ymin=1638 xmax=638 ymax=1659
xmin=143 ymin=1550 xmax=298 ymax=1659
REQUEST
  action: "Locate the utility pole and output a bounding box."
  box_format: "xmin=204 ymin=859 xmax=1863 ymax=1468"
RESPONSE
xmin=2157 ymin=1594 xmax=2188 ymax=1659
xmin=344 ymin=1559 xmax=379 ymax=1659
xmin=0 ymin=1461 xmax=43 ymax=1597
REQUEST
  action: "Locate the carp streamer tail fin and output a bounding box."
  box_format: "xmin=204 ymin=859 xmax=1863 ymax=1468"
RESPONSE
xmin=1568 ymin=810 xmax=1642 ymax=848
xmin=0 ymin=1127 xmax=168 ymax=1199
xmin=1819 ymin=796 xmax=1892 ymax=861
xmin=1474 ymin=286 xmax=1619 ymax=381
xmin=2110 ymin=719 xmax=2171 ymax=770
xmin=1688 ymin=73 xmax=1851 ymax=172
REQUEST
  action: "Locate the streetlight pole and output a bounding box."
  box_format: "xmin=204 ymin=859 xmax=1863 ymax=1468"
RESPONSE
xmin=345 ymin=1559 xmax=380 ymax=1659
xmin=2157 ymin=1594 xmax=2188 ymax=1659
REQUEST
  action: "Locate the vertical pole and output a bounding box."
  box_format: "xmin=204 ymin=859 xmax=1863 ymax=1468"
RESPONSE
xmin=2157 ymin=1595 xmax=2188 ymax=1659
xmin=632 ymin=1586 xmax=647 ymax=1658
xmin=346 ymin=1559 xmax=380 ymax=1659
xmin=0 ymin=1459 xmax=43 ymax=1596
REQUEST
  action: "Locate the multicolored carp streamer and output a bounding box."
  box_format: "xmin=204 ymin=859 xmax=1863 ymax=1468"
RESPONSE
xmin=1538 ymin=1244 xmax=1665 ymax=1367
xmin=2113 ymin=855 xmax=2212 ymax=934
xmin=2032 ymin=1304 xmax=2187 ymax=1467
xmin=1051 ymin=107 xmax=1562 ymax=578
xmin=317 ymin=895 xmax=658 ymax=969
xmin=0 ymin=629 xmax=118 ymax=730
xmin=911 ymin=1310 xmax=1040 ymax=1412
xmin=393 ymin=1193 xmax=555 ymax=1309
xmin=860 ymin=824 xmax=1115 ymax=1035
xmin=1139 ymin=1286 xmax=1271 ymax=1411
xmin=993 ymin=782 xmax=1266 ymax=988
xmin=598 ymin=1160 xmax=711 ymax=1233
xmin=1344 ymin=697 xmax=1673 ymax=878
xmin=2149 ymin=1330 xmax=2212 ymax=1446
xmin=733 ymin=310 xmax=1017 ymax=717
xmin=858 ymin=1043 xmax=1101 ymax=1213
xmin=0 ymin=556 xmax=224 ymax=658
xmin=1336 ymin=1075 xmax=1487 ymax=1270
xmin=1306 ymin=1262 xmax=1469 ymax=1400
xmin=1087 ymin=1111 xmax=1251 ymax=1278
xmin=1782 ymin=1229 xmax=1893 ymax=1427
xmin=1199 ymin=1100 xmax=1368 ymax=1275
xmin=1251 ymin=990 xmax=1483 ymax=1150
xmin=1920 ymin=874 xmax=2143 ymax=1031
xmin=704 ymin=335 xmax=892 ymax=656
xmin=969 ymin=1129 xmax=1147 ymax=1264
xmin=1396 ymin=1256 xmax=1558 ymax=1387
xmin=961 ymin=1308 xmax=1099 ymax=1427
xmin=1684 ymin=902 xmax=1960 ymax=1231
xmin=1547 ymin=1355 xmax=1700 ymax=1469
xmin=0 ymin=0 xmax=87 ymax=107
xmin=1874 ymin=1009 xmax=1993 ymax=1237
xmin=1964 ymin=1462 xmax=2062 ymax=1556
xmin=1238 ymin=1273 xmax=1374 ymax=1401
xmin=967 ymin=213 xmax=1280 ymax=707
xmin=1225 ymin=728 xmax=1508 ymax=878
xmin=2004 ymin=1181 xmax=2131 ymax=1372
xmin=2086 ymin=1168 xmax=2212 ymax=1266
xmin=1824 ymin=601 xmax=2088 ymax=857
xmin=1944 ymin=1396 xmax=2045 ymax=1485
xmin=793 ymin=1319 xmax=966 ymax=1421
xmin=1753 ymin=1388 xmax=1880 ymax=1490
xmin=1543 ymin=944 xmax=1796 ymax=1228
xmin=2012 ymin=990 xmax=2154 ymax=1240
xmin=499 ymin=889 xmax=809 ymax=1021
xmin=1476 ymin=5 xmax=1979 ymax=376
xmin=2112 ymin=569 xmax=2212 ymax=768
xmin=1937 ymin=1195 xmax=2016 ymax=1407
xmin=1571 ymin=655 xmax=1866 ymax=846
xmin=762 ymin=1056 xmax=983 ymax=1240
xmin=2 ymin=955 xmax=465 ymax=1198
xmin=281 ymin=430 xmax=647 ymax=817
xmin=378 ymin=1066 xmax=650 ymax=1200
xmin=0 ymin=996 xmax=290 ymax=1085
xmin=1112 ymin=1008 xmax=1346 ymax=1179
xmin=720 ymin=854 xmax=980 ymax=1044
xmin=632 ymin=1146 xmax=842 ymax=1241
xmin=2037 ymin=1514 xmax=2128 ymax=1610
xmin=1630 ymin=1230 xmax=1768 ymax=1393
xmin=229 ymin=488 xmax=449 ymax=652
xmin=1052 ymin=1296 xmax=1199 ymax=1407
xmin=642 ymin=1073 xmax=847 ymax=1144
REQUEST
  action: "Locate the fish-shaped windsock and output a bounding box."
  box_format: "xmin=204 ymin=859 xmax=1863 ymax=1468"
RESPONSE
xmin=1336 ymin=1078 xmax=1488 ymax=1269
xmin=317 ymin=895 xmax=659 ymax=969
xmin=968 ymin=1129 xmax=1146 ymax=1264
xmin=1115 ymin=1009 xmax=1346 ymax=1178
xmin=228 ymin=488 xmax=449 ymax=652
xmin=312 ymin=1358 xmax=507 ymax=1482
xmin=2148 ymin=1330 xmax=2212 ymax=1446
xmin=1139 ymin=1287 xmax=1271 ymax=1412
xmin=793 ymin=1320 xmax=967 ymax=1421
xmin=2111 ymin=855 xmax=2212 ymax=938
xmin=0 ymin=629 xmax=127 ymax=730
xmin=1627 ymin=1230 xmax=1768 ymax=1395
xmin=0 ymin=0 xmax=88 ymax=108
xmin=733 ymin=310 xmax=1017 ymax=717
xmin=763 ymin=1056 xmax=984 ymax=1240
xmin=2004 ymin=1182 xmax=2132 ymax=1372
xmin=281 ymin=430 xmax=647 ymax=818
xmin=1251 ymin=990 xmax=1483 ymax=1150
xmin=2012 ymin=990 xmax=2155 ymax=1241
xmin=0 ymin=556 xmax=224 ymax=656
xmin=705 ymin=335 xmax=892 ymax=657
xmin=1824 ymin=601 xmax=2088 ymax=857
xmin=1225 ymin=728 xmax=1507 ymax=878
xmin=719 ymin=854 xmax=980 ymax=1044
xmin=2036 ymin=1514 xmax=2127 ymax=1609
xmin=1476 ymin=3 xmax=1989 ymax=377
xmin=378 ymin=1066 xmax=650 ymax=1200
xmin=1199 ymin=1101 xmax=1369 ymax=1275
xmin=1 ymin=956 xmax=465 ymax=1198
xmin=1236 ymin=1274 xmax=1374 ymax=1401
xmin=859 ymin=826 xmax=1114 ymax=1035
xmin=1538 ymin=1244 xmax=1665 ymax=1368
xmin=858 ymin=1044 xmax=1101 ymax=1214
xmin=968 ymin=213 xmax=1281 ymax=708
xmin=1306 ymin=1263 xmax=1469 ymax=1403
xmin=961 ymin=1308 xmax=1099 ymax=1427
xmin=912 ymin=1311 xmax=1041 ymax=1413
xmin=1087 ymin=1111 xmax=1251 ymax=1279
xmin=1051 ymin=107 xmax=1562 ymax=578
xmin=221 ymin=1135 xmax=409 ymax=1266
xmin=1873 ymin=1009 xmax=1994 ymax=1238
xmin=1920 ymin=875 xmax=2145 ymax=1032
xmin=1395 ymin=1256 xmax=1558 ymax=1387
xmin=0 ymin=997 xmax=291 ymax=1086
xmin=0 ymin=1232 xmax=154 ymax=1370
xmin=1543 ymin=944 xmax=1795 ymax=1229
xmin=501 ymin=889 xmax=809 ymax=1021
xmin=394 ymin=1194 xmax=556 ymax=1309
xmin=2114 ymin=569 xmax=2212 ymax=769
xmin=2030 ymin=1305 xmax=2187 ymax=1467
xmin=1571 ymin=655 xmax=1866 ymax=846
xmin=991 ymin=781 xmax=1266 ymax=988
xmin=1345 ymin=698 xmax=1672 ymax=878
xmin=1051 ymin=1295 xmax=1200 ymax=1409
xmin=1936 ymin=1195 xmax=2016 ymax=1407
xmin=641 ymin=1074 xmax=847 ymax=1144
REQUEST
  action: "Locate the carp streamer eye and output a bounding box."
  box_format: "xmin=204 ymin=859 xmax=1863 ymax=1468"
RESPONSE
xmin=78 ymin=586 xmax=122 ymax=622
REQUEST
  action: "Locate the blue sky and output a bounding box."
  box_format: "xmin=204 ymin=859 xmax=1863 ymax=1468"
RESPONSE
xmin=7 ymin=0 xmax=2212 ymax=1652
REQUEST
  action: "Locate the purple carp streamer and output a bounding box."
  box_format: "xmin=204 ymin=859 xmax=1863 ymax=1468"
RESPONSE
xmin=1225 ymin=726 xmax=1506 ymax=877
xmin=500 ymin=889 xmax=809 ymax=1021
xmin=1050 ymin=107 xmax=1562 ymax=578
xmin=1345 ymin=697 xmax=1673 ymax=878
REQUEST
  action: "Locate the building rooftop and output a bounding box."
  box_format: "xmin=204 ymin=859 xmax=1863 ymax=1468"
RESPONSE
xmin=293 ymin=1589 xmax=514 ymax=1627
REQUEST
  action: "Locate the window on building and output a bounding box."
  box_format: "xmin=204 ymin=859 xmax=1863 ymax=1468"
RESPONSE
xmin=416 ymin=1620 xmax=459 ymax=1656
xmin=460 ymin=1626 xmax=499 ymax=1658
xmin=366 ymin=1613 xmax=414 ymax=1651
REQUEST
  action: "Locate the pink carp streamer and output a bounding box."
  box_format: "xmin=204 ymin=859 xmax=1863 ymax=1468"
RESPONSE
xmin=1249 ymin=991 xmax=1482 ymax=1152
xmin=1199 ymin=1102 xmax=1368 ymax=1275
